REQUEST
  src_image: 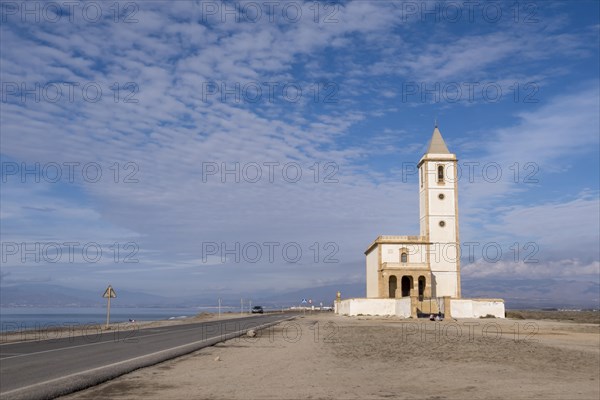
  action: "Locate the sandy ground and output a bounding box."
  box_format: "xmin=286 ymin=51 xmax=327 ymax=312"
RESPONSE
xmin=61 ymin=312 xmax=600 ymax=400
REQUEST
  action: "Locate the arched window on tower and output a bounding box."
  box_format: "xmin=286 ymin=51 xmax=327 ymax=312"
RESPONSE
xmin=401 ymin=252 xmax=408 ymax=263
xmin=437 ymin=165 xmax=444 ymax=183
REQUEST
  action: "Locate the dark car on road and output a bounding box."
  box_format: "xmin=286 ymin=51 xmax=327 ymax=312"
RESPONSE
xmin=251 ymin=306 xmax=264 ymax=314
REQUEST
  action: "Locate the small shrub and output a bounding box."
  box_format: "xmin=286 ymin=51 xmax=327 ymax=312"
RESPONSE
xmin=506 ymin=311 xmax=525 ymax=319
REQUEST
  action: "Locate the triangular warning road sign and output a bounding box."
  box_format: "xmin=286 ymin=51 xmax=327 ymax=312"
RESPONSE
xmin=103 ymin=285 xmax=116 ymax=298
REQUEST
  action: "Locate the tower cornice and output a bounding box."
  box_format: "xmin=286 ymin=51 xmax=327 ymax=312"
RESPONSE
xmin=417 ymin=154 xmax=457 ymax=167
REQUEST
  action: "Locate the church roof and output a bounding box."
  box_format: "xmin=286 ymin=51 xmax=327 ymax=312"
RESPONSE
xmin=426 ymin=126 xmax=450 ymax=154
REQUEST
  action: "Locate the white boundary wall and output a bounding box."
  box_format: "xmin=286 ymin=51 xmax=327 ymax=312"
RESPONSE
xmin=335 ymin=298 xmax=505 ymax=318
xmin=451 ymin=299 xmax=505 ymax=318
xmin=335 ymin=298 xmax=411 ymax=317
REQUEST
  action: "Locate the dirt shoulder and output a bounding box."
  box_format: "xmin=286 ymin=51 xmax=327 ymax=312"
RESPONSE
xmin=61 ymin=313 xmax=600 ymax=400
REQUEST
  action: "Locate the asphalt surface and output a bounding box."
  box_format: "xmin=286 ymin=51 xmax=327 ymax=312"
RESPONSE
xmin=0 ymin=313 xmax=296 ymax=400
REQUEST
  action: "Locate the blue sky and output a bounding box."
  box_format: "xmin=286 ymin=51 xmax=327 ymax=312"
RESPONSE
xmin=1 ymin=0 xmax=599 ymax=301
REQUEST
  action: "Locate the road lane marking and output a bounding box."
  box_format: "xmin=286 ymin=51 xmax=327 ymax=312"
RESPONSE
xmin=0 ymin=315 xmax=287 ymax=360
xmin=0 ymin=316 xmax=295 ymax=397
xmin=0 ymin=314 xmax=267 ymax=346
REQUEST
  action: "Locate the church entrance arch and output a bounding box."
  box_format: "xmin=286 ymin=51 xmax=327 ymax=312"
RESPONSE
xmin=401 ymin=276 xmax=412 ymax=297
xmin=389 ymin=276 xmax=397 ymax=298
xmin=418 ymin=276 xmax=426 ymax=300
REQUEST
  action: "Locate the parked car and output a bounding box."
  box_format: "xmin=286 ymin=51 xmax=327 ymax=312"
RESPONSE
xmin=251 ymin=306 xmax=264 ymax=314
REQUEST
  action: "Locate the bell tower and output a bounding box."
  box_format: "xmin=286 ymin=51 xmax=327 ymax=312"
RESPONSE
xmin=418 ymin=124 xmax=461 ymax=298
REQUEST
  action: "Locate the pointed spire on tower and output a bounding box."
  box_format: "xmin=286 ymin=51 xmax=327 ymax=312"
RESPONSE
xmin=426 ymin=124 xmax=450 ymax=154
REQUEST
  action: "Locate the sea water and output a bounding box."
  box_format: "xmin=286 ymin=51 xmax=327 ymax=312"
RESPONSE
xmin=0 ymin=307 xmax=215 ymax=332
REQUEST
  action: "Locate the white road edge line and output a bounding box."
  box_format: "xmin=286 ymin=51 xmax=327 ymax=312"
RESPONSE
xmin=0 ymin=324 xmax=216 ymax=360
xmin=0 ymin=315 xmax=264 ymax=347
xmin=0 ymin=316 xmax=273 ymax=359
xmin=0 ymin=316 xmax=295 ymax=397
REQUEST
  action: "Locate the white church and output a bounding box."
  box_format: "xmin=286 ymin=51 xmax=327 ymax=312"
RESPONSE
xmin=336 ymin=125 xmax=505 ymax=318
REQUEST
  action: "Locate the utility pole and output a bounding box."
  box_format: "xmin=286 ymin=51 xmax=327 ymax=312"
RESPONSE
xmin=106 ymin=294 xmax=111 ymax=328
xmin=102 ymin=285 xmax=116 ymax=330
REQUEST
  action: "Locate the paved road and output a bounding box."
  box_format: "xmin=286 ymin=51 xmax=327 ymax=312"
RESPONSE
xmin=0 ymin=313 xmax=296 ymax=399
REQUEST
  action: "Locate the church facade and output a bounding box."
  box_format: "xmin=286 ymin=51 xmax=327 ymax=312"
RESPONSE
xmin=365 ymin=126 xmax=461 ymax=300
xmin=336 ymin=125 xmax=505 ymax=318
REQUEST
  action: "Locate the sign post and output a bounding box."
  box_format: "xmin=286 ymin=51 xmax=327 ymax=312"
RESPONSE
xmin=102 ymin=285 xmax=117 ymax=329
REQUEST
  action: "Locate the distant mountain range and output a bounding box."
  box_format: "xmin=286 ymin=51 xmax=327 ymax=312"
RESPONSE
xmin=0 ymin=283 xmax=364 ymax=309
xmin=1 ymin=279 xmax=598 ymax=309
xmin=0 ymin=284 xmax=175 ymax=308
xmin=461 ymin=278 xmax=600 ymax=309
